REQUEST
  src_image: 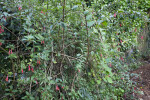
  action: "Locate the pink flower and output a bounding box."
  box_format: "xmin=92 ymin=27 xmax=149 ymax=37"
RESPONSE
xmin=121 ymin=77 xmax=124 ymax=80
xmin=11 ymin=49 xmax=12 ymax=54
xmin=5 ymin=75 xmax=8 ymax=82
xmin=9 ymin=49 xmax=13 ymax=55
xmin=36 ymin=80 xmax=38 ymax=84
xmin=9 ymin=49 xmax=10 ymax=54
xmin=28 ymin=65 xmax=31 ymax=71
xmin=21 ymin=69 xmax=23 ymax=74
xmin=120 ymin=40 xmax=122 ymax=43
xmin=41 ymin=40 xmax=44 ymax=44
xmin=61 ymin=96 xmax=63 ymax=100
xmin=120 ymin=24 xmax=122 ymax=27
xmin=3 ymin=16 xmax=6 ymax=21
xmin=62 ymin=86 xmax=64 ymax=89
xmin=141 ymin=36 xmax=143 ymax=40
xmin=37 ymin=60 xmax=41 ymax=64
xmin=31 ymin=67 xmax=34 ymax=72
xmin=120 ymin=57 xmax=124 ymax=61
xmin=0 ymin=42 xmax=2 ymax=46
xmin=118 ymin=48 xmax=120 ymax=51
xmin=135 ymin=28 xmax=137 ymax=32
xmin=100 ymin=54 xmax=102 ymax=57
xmin=109 ymin=63 xmax=112 ymax=67
xmin=56 ymin=85 xmax=60 ymax=91
xmin=0 ymin=26 xmax=4 ymax=34
xmin=41 ymin=11 xmax=45 ymax=14
xmin=78 ymin=69 xmax=80 ymax=72
xmin=134 ymin=87 xmax=136 ymax=90
xmin=18 ymin=6 xmax=22 ymax=11
xmin=114 ymin=13 xmax=116 ymax=17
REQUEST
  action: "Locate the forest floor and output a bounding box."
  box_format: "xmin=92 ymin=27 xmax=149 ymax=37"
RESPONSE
xmin=131 ymin=59 xmax=150 ymax=100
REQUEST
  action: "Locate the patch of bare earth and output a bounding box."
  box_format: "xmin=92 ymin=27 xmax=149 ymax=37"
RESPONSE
xmin=131 ymin=63 xmax=150 ymax=100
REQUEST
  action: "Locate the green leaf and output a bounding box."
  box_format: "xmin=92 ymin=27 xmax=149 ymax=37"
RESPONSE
xmin=8 ymin=54 xmax=17 ymax=59
xmin=86 ymin=15 xmax=92 ymax=20
xmin=50 ymin=80 xmax=55 ymax=84
xmin=52 ymin=58 xmax=57 ymax=64
xmin=87 ymin=21 xmax=95 ymax=27
xmin=84 ymin=10 xmax=89 ymax=15
xmin=12 ymin=90 xmax=18 ymax=93
xmin=106 ymin=76 xmax=113 ymax=83
xmin=72 ymin=5 xmax=78 ymax=9
xmin=35 ymin=34 xmax=44 ymax=40
xmin=96 ymin=80 xmax=101 ymax=84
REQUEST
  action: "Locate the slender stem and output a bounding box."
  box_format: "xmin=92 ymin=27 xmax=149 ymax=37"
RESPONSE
xmin=82 ymin=4 xmax=89 ymax=64
xmin=62 ymin=0 xmax=65 ymax=52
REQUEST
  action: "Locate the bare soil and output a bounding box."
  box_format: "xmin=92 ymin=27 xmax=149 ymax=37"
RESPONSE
xmin=131 ymin=62 xmax=150 ymax=100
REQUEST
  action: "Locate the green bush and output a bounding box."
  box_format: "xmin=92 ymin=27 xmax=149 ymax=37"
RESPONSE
xmin=0 ymin=0 xmax=149 ymax=99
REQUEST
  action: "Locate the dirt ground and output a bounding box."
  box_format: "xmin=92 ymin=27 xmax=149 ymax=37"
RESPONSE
xmin=131 ymin=61 xmax=150 ymax=100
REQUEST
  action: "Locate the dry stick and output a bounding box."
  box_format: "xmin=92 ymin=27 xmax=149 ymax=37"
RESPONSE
xmin=59 ymin=0 xmax=66 ymax=79
xmin=82 ymin=4 xmax=90 ymax=65
xmin=71 ymin=72 xmax=78 ymax=91
xmin=0 ymin=46 xmax=9 ymax=54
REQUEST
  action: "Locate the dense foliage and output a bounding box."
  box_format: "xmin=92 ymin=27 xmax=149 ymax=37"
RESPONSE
xmin=0 ymin=0 xmax=149 ymax=99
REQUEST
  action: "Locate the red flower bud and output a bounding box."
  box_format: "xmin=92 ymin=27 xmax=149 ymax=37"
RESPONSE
xmin=109 ymin=63 xmax=112 ymax=67
xmin=9 ymin=49 xmax=13 ymax=54
xmin=78 ymin=69 xmax=80 ymax=72
xmin=31 ymin=67 xmax=34 ymax=72
xmin=120 ymin=57 xmax=124 ymax=61
xmin=135 ymin=28 xmax=137 ymax=32
xmin=10 ymin=49 xmax=12 ymax=54
xmin=141 ymin=36 xmax=143 ymax=40
xmin=120 ymin=40 xmax=122 ymax=43
xmin=0 ymin=42 xmax=2 ymax=46
xmin=118 ymin=48 xmax=120 ymax=51
xmin=5 ymin=75 xmax=8 ymax=82
xmin=0 ymin=26 xmax=4 ymax=34
xmin=120 ymin=24 xmax=122 ymax=27
xmin=41 ymin=11 xmax=45 ymax=14
xmin=41 ymin=40 xmax=44 ymax=44
xmin=18 ymin=6 xmax=22 ymax=11
xmin=134 ymin=87 xmax=136 ymax=90
xmin=114 ymin=13 xmax=116 ymax=17
xmin=62 ymin=86 xmax=64 ymax=89
xmin=37 ymin=60 xmax=41 ymax=64
xmin=61 ymin=96 xmax=63 ymax=100
xmin=21 ymin=69 xmax=23 ymax=74
xmin=121 ymin=77 xmax=124 ymax=80
xmin=28 ymin=65 xmax=31 ymax=71
xmin=101 ymin=54 xmax=102 ymax=57
xmin=36 ymin=80 xmax=38 ymax=84
xmin=3 ymin=16 xmax=6 ymax=21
